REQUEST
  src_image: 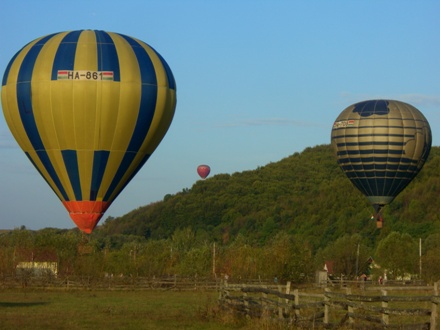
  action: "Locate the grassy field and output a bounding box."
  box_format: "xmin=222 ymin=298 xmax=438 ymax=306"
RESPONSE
xmin=2 ymin=286 xmax=434 ymax=329
xmin=0 ymin=288 xmax=245 ymax=330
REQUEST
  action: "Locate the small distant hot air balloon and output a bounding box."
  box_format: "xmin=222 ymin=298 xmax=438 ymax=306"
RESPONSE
xmin=197 ymin=165 xmax=211 ymax=179
xmin=1 ymin=30 xmax=177 ymax=233
xmin=331 ymin=100 xmax=431 ymax=228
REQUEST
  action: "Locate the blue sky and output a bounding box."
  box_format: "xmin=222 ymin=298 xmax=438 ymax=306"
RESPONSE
xmin=0 ymin=1 xmax=439 ymax=231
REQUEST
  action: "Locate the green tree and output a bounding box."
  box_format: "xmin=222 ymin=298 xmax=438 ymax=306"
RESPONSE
xmin=317 ymin=234 xmax=371 ymax=279
xmin=171 ymin=227 xmax=196 ymax=253
xmin=11 ymin=228 xmax=34 ymax=251
xmin=137 ymin=239 xmax=173 ymax=276
xmin=0 ymin=233 xmax=15 ymax=276
xmin=424 ymin=233 xmax=440 ymax=251
xmin=264 ymin=231 xmax=313 ymax=282
xmin=375 ymin=232 xmax=418 ymax=280
xmin=219 ymin=234 xmax=261 ymax=279
xmin=176 ymin=243 xmax=212 ymax=277
xmin=422 ymin=247 xmax=440 ymax=284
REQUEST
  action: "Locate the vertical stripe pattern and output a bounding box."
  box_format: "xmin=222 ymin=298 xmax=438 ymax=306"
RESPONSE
xmin=1 ymin=30 xmax=177 ymax=232
xmin=331 ymin=100 xmax=431 ymax=208
xmin=51 ymin=31 xmax=81 ymax=80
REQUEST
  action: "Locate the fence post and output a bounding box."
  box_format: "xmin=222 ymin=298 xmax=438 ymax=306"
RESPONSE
xmin=218 ymin=278 xmax=224 ymax=300
xmin=324 ymin=287 xmax=330 ymax=326
xmin=294 ymin=288 xmax=300 ymax=320
xmin=430 ymin=281 xmax=438 ymax=330
xmin=285 ymin=281 xmax=291 ymax=319
xmin=346 ymin=287 xmax=354 ymax=325
xmin=220 ymin=277 xmax=229 ymax=301
xmin=381 ymin=289 xmax=389 ymax=326
xmin=278 ymin=285 xmax=283 ymax=319
xmin=243 ymin=287 xmax=250 ymax=318
xmin=261 ymin=285 xmax=268 ymax=318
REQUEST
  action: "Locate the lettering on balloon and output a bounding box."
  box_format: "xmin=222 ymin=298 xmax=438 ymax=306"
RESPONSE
xmin=333 ymin=119 xmax=355 ymax=129
xmin=57 ymin=70 xmax=114 ymax=81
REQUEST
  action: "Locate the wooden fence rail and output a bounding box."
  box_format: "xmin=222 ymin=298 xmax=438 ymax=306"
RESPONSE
xmin=2 ymin=274 xmax=439 ymax=328
xmin=0 ymin=274 xmax=222 ymax=291
xmin=219 ymin=280 xmax=440 ymax=329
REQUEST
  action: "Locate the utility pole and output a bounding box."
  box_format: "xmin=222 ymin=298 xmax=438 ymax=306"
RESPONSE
xmin=419 ymin=238 xmax=422 ymax=280
xmin=355 ymin=243 xmax=360 ymax=278
xmin=212 ymin=242 xmax=216 ymax=276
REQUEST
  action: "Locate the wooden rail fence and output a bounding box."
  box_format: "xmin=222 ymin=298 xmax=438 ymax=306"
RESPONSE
xmin=0 ymin=275 xmax=221 ymax=291
xmin=219 ymin=280 xmax=440 ymax=329
xmin=3 ymin=274 xmax=439 ymax=328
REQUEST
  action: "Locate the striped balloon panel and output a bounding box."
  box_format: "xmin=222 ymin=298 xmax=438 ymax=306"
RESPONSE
xmin=1 ymin=30 xmax=176 ymax=225
xmin=331 ymin=100 xmax=431 ymax=205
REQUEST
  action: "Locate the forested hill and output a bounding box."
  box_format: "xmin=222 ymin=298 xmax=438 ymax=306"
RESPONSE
xmin=97 ymin=144 xmax=440 ymax=251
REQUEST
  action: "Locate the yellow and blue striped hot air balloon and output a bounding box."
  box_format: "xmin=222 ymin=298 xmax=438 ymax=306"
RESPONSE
xmin=331 ymin=100 xmax=431 ymax=228
xmin=1 ymin=30 xmax=176 ymax=233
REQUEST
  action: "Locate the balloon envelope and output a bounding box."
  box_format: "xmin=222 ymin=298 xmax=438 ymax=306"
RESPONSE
xmin=197 ymin=165 xmax=211 ymax=179
xmin=1 ymin=30 xmax=176 ymax=233
xmin=331 ymin=99 xmax=431 ymax=216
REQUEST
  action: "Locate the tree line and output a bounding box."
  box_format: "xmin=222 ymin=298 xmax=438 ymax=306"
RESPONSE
xmin=1 ymin=144 xmax=440 ymax=283
xmin=1 ymin=226 xmax=440 ymax=284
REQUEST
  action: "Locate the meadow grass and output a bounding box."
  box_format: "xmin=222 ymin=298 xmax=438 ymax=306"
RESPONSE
xmin=1 ymin=286 xmax=433 ymax=329
xmin=0 ymin=288 xmax=243 ymax=330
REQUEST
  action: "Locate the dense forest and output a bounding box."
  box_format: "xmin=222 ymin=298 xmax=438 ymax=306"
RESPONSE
xmin=1 ymin=144 xmax=440 ymax=283
xmin=99 ymin=144 xmax=440 ymax=248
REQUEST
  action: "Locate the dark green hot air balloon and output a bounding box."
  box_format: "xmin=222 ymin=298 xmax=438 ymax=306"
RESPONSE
xmin=331 ymin=100 xmax=432 ymax=228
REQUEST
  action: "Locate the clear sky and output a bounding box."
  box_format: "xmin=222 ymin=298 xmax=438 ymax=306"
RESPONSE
xmin=0 ymin=1 xmax=439 ymax=231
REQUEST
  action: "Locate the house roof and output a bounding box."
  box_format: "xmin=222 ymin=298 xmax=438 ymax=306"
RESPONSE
xmin=324 ymin=261 xmax=334 ymax=274
xmin=15 ymin=247 xmax=58 ymax=262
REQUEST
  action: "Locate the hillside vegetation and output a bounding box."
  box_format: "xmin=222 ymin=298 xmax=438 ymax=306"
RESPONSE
xmin=2 ymin=144 xmax=440 ymax=284
xmin=98 ymin=144 xmax=440 ymax=250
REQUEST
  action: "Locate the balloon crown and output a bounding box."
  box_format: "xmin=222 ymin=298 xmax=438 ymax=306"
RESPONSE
xmin=353 ymin=100 xmax=390 ymax=117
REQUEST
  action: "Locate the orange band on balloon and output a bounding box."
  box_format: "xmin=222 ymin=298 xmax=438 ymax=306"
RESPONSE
xmin=62 ymin=201 xmax=110 ymax=234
